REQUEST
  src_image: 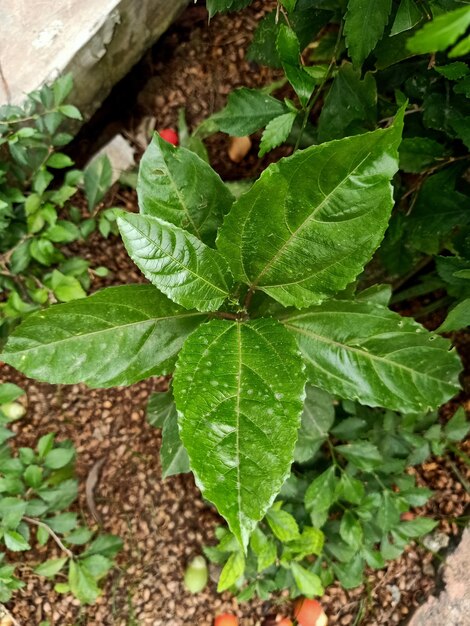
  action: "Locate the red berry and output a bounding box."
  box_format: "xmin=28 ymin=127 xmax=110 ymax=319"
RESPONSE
xmin=158 ymin=128 xmax=179 ymax=146
xmin=214 ymin=614 xmax=238 ymax=626
xmin=294 ymin=598 xmax=328 ymax=626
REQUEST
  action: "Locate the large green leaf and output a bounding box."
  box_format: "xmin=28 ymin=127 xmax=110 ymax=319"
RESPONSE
xmin=438 ymin=299 xmax=470 ymax=332
xmin=217 ymin=111 xmax=404 ymax=309
xmin=2 ymin=285 xmax=205 ymax=387
xmin=317 ymin=63 xmax=377 ymax=141
xmin=173 ymin=318 xmax=306 ymax=549
xmin=137 ymin=134 xmax=234 ymax=246
xmin=118 ymin=213 xmax=233 ymax=312
xmin=282 ymin=299 xmax=462 ymax=412
xmin=345 ymin=0 xmax=393 ymax=67
xmin=208 ymin=88 xmax=287 ymax=137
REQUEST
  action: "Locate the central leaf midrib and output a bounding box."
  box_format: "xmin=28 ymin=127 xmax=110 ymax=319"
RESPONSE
xmin=235 ymin=323 xmax=243 ymax=535
xmin=284 ymin=322 xmax=455 ymax=386
xmin=248 ymin=151 xmax=372 ymax=291
xmin=124 ymin=218 xmax=229 ymax=297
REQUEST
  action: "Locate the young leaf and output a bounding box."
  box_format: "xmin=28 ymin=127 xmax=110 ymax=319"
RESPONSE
xmin=276 ymin=25 xmax=315 ymax=107
xmin=317 ymin=63 xmax=377 ymax=142
xmin=390 ymin=0 xmax=423 ymax=36
xmin=250 ymin=528 xmax=277 ymax=572
xmin=407 ymin=6 xmax=470 ymax=55
xmin=444 ymin=407 xmax=470 ymax=442
xmin=149 ymin=391 xmax=190 ymax=478
xmin=438 ymin=299 xmax=470 ymax=332
xmin=206 ymin=0 xmax=252 ymax=18
xmin=209 ymin=88 xmax=287 ymax=136
xmin=266 ymin=507 xmax=299 ymax=542
xmin=173 ymin=318 xmax=306 ymax=549
xmin=2 ymin=285 xmax=205 ymax=387
xmin=335 ymin=441 xmax=383 ymax=470
xmin=290 ymin=562 xmax=324 ymax=597
xmin=4 ymin=530 xmax=30 ymax=552
xmin=259 ymin=112 xmax=297 ymax=157
xmin=217 ymin=110 xmax=404 ymax=308
xmin=0 ymin=384 xmax=24 ymax=405
xmin=294 ymin=385 xmax=335 ymax=464
xmin=34 ymin=557 xmax=68 ymax=578
xmin=282 ymin=299 xmax=462 ymax=412
xmin=345 ymin=0 xmax=393 ymax=67
xmin=84 ymin=155 xmax=112 ymax=211
xmin=217 ymin=550 xmax=245 ymax=591
xmin=147 ymin=391 xmax=175 ymax=429
xmin=118 ymin=214 xmax=233 ymax=312
xmin=138 ymin=134 xmax=234 ymax=245
xmin=304 ymin=467 xmax=337 ymax=527
xmin=68 ymin=560 xmax=100 ymax=605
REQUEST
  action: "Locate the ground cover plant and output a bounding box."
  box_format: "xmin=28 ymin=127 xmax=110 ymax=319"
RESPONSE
xmin=0 ymin=383 xmax=122 ymax=607
xmin=1 ymin=0 xmax=469 ymax=611
xmin=0 ymin=75 xmax=117 ymax=343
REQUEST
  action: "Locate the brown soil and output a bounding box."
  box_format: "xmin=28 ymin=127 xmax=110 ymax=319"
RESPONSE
xmin=2 ymin=1 xmax=470 ymax=625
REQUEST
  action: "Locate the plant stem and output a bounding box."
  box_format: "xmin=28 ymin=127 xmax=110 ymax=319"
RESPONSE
xmin=446 ymin=458 xmax=470 ymax=495
xmin=293 ymin=21 xmax=343 ymax=152
xmin=23 ymin=516 xmax=74 ymax=559
xmin=448 ymin=443 xmax=470 ymax=467
xmin=0 ymin=603 xmax=21 ymax=626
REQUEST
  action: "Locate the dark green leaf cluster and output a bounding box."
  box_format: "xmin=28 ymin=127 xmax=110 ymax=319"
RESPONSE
xmin=205 ymin=393 xmax=469 ymax=600
xmin=195 ymin=1 xmax=470 ymax=331
xmin=0 ymin=383 xmax=122 ymax=604
xmin=0 ymin=75 xmax=116 ymax=342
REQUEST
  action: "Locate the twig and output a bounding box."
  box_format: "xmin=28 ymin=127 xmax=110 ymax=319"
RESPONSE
xmin=0 ymin=603 xmax=21 ymax=626
xmin=23 ymin=516 xmax=73 ymax=559
xmin=447 ymin=458 xmax=470 ymax=495
xmin=86 ymin=457 xmax=106 ymax=524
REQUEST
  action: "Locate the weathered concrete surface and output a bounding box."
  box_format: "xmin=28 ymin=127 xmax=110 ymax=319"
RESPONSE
xmin=0 ymin=0 xmax=188 ymax=120
xmin=408 ymin=528 xmax=470 ymax=626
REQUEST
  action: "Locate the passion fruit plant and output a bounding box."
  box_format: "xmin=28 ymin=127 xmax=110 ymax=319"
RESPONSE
xmin=1 ymin=101 xmax=463 ymax=560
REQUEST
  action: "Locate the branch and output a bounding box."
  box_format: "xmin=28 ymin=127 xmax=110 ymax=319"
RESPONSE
xmin=23 ymin=517 xmax=74 ymax=559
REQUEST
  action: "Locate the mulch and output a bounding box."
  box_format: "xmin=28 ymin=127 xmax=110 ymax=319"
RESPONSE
xmin=2 ymin=1 xmax=470 ymax=624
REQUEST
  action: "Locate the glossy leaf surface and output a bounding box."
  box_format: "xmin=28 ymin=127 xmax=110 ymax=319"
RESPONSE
xmin=118 ymin=213 xmax=233 ymax=312
xmin=2 ymin=285 xmax=205 ymax=387
xmin=173 ymin=318 xmax=306 ymax=549
xmin=138 ymin=134 xmax=234 ymax=245
xmin=282 ymin=299 xmax=462 ymax=412
xmin=217 ymin=112 xmax=404 ymax=308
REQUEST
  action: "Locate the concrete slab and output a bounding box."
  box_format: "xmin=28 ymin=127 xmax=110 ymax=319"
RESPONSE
xmin=0 ymin=0 xmax=188 ymax=121
xmin=408 ymin=527 xmax=470 ymax=626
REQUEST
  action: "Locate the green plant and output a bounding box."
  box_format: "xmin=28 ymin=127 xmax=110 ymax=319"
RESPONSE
xmin=0 ymin=382 xmax=122 ymax=604
xmin=0 ymin=2 xmax=467 ymax=605
xmin=1 ymin=103 xmax=463 ymax=548
xmin=0 ymin=75 xmax=117 ymax=342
